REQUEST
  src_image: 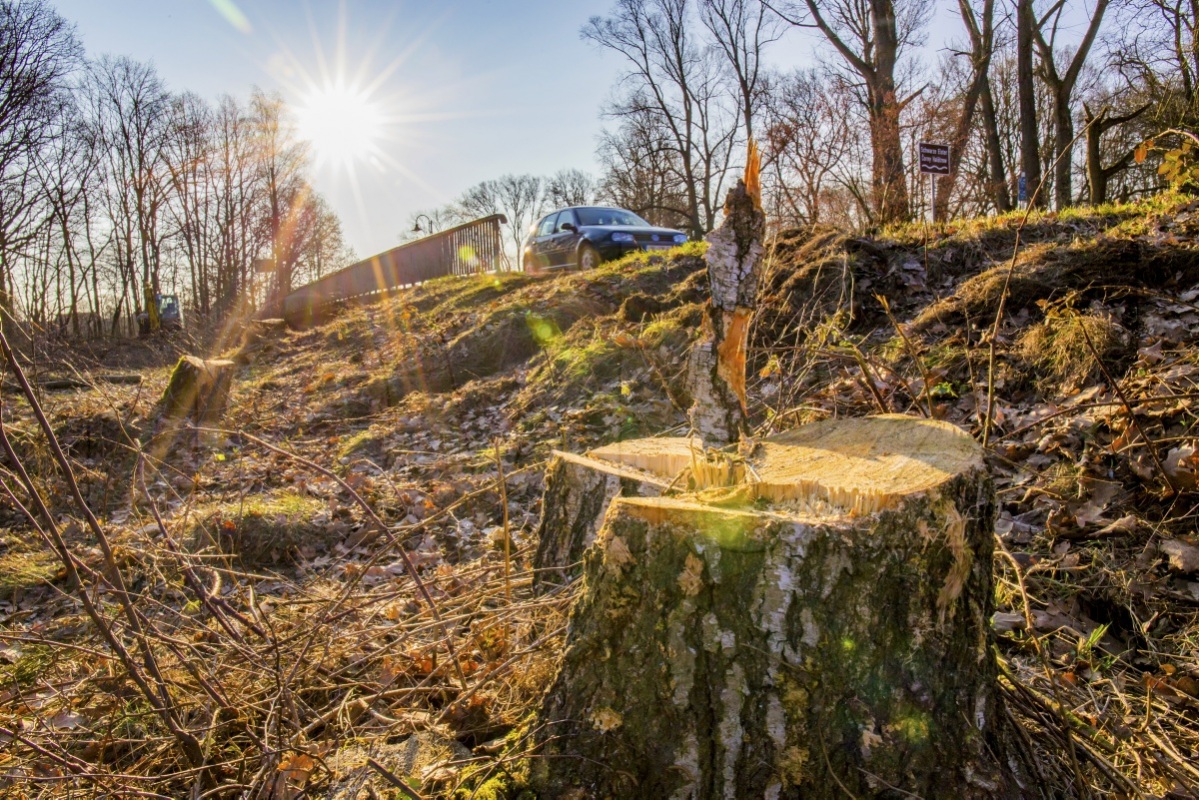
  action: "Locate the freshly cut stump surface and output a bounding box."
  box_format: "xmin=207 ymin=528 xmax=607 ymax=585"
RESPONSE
xmin=532 ymin=415 xmax=1024 ymax=799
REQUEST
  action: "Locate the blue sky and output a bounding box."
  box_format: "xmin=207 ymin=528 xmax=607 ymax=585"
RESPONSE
xmin=50 ymin=0 xmax=1096 ymax=259
xmin=52 ymin=0 xmax=630 ymax=257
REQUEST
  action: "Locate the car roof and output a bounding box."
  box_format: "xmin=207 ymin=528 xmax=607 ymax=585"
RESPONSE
xmin=546 ymin=206 xmax=632 ymax=216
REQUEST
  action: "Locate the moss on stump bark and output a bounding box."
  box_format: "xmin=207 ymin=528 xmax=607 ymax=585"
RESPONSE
xmin=531 ymin=416 xmax=1028 ymax=799
xmin=158 ymin=356 xmax=234 ymax=424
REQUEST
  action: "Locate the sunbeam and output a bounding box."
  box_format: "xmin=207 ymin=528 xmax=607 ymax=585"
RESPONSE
xmin=294 ymin=81 xmax=383 ymax=169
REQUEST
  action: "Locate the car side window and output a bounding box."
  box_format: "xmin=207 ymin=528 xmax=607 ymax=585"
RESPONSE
xmin=556 ymin=209 xmax=576 ymax=231
xmin=536 ymin=214 xmax=557 ymax=237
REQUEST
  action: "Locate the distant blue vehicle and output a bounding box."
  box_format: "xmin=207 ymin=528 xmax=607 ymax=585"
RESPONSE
xmin=522 ymin=206 xmax=688 ymax=273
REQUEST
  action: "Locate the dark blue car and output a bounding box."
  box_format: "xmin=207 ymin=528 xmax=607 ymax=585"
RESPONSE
xmin=521 ymin=206 xmax=688 ymax=273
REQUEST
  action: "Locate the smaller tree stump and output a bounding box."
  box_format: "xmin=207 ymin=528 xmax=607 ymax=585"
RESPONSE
xmin=531 ymin=415 xmax=1027 ymax=799
xmin=234 ymin=318 xmax=289 ymax=365
xmin=158 ymin=356 xmax=235 ymax=425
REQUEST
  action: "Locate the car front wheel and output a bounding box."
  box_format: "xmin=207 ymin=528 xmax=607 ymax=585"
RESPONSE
xmin=577 ymin=243 xmax=601 ymax=270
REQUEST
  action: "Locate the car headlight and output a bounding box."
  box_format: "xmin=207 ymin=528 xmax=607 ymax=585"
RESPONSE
xmin=611 ymin=232 xmax=635 ymax=243
xmin=673 ymin=234 xmax=688 ymax=244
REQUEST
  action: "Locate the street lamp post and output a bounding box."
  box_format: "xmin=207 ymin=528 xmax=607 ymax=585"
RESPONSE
xmin=411 ymin=214 xmax=436 ymax=236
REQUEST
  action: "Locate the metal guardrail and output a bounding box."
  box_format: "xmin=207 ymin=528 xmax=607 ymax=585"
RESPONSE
xmin=280 ymin=213 xmax=509 ymax=325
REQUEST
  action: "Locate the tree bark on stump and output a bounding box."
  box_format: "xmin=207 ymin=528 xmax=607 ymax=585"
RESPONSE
xmin=531 ymin=416 xmax=1027 ymax=799
xmin=688 ymin=150 xmax=765 ymax=447
xmin=534 ymin=457 xmax=622 ymax=591
xmin=158 ymin=356 xmax=235 ymax=424
xmin=533 ymin=448 xmax=681 ymax=590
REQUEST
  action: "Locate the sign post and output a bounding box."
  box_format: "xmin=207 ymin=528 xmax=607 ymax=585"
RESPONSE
xmin=918 ymin=142 xmax=951 ymax=223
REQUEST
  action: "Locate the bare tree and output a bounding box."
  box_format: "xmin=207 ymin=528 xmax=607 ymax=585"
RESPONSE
xmin=585 ymin=0 xmax=740 ymax=237
xmin=0 ymin=0 xmax=81 ymax=319
xmin=299 ymin=193 xmax=353 ymax=281
xmin=1082 ymin=99 xmax=1151 ymax=203
xmin=768 ymin=0 xmax=931 ymax=225
xmin=699 ymin=0 xmax=784 ymax=139
xmin=87 ymin=56 xmax=173 ymax=333
xmin=546 ymin=168 xmax=599 ymax=207
xmin=211 ymin=94 xmax=261 ymax=314
xmin=934 ymin=0 xmax=1000 ymax=220
xmin=457 ymin=174 xmax=546 ymax=257
xmin=596 ymin=100 xmax=695 ymax=229
xmin=1106 ymin=0 xmax=1199 ymax=133
xmin=1033 ymin=0 xmax=1111 ymax=208
xmin=1016 ymin=0 xmax=1043 ymax=207
xmin=164 ymin=92 xmax=215 ymax=315
xmin=761 ymin=69 xmax=862 ymax=226
xmin=36 ymin=93 xmax=99 ymax=335
xmin=250 ymin=89 xmax=310 ymax=311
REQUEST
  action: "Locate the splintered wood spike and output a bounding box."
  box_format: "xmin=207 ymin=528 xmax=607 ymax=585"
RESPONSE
xmin=688 ymin=139 xmax=766 ymax=446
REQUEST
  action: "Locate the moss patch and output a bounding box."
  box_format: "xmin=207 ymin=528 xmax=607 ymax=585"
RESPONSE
xmin=0 ymin=543 xmax=63 ymax=597
xmin=189 ymin=491 xmax=329 ymax=568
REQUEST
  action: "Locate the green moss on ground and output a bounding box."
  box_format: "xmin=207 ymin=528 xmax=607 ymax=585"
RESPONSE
xmin=0 ymin=542 xmax=63 ymax=597
xmin=189 ymin=490 xmax=330 ymax=568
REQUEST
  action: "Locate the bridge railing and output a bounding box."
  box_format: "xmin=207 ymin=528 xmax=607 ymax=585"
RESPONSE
xmin=281 ymin=213 xmax=509 ymax=325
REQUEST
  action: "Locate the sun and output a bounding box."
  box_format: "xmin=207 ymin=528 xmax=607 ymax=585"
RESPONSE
xmin=294 ymin=83 xmax=384 ymax=167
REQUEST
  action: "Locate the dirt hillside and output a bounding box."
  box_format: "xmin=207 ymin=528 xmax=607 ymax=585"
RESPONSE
xmin=3 ymin=196 xmax=1199 ymax=797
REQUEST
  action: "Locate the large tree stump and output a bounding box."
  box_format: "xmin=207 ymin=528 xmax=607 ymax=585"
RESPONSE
xmin=531 ymin=415 xmax=1026 ymax=799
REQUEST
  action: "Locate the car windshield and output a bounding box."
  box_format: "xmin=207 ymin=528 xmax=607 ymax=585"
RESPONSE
xmin=575 ymin=208 xmax=651 ymax=227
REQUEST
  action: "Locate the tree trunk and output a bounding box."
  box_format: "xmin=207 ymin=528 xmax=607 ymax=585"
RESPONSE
xmin=980 ymin=79 xmax=1012 ymax=213
xmin=868 ymin=81 xmax=911 ymax=225
xmin=1016 ymin=0 xmax=1042 ymax=208
xmin=688 ymin=159 xmax=765 ymax=446
xmin=1086 ymin=107 xmax=1107 ymax=205
xmin=1052 ymin=94 xmax=1074 ymax=209
xmin=532 ymin=415 xmax=1028 ymax=799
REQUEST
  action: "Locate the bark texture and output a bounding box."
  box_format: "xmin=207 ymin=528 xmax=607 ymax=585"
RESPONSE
xmin=534 ymin=450 xmax=676 ymax=590
xmin=1016 ymin=0 xmax=1042 ymax=208
xmin=532 ymin=417 xmax=1026 ymax=799
xmin=158 ymin=356 xmax=234 ymax=424
xmin=688 ymin=176 xmax=765 ymax=446
xmin=533 ymin=458 xmax=623 ymax=590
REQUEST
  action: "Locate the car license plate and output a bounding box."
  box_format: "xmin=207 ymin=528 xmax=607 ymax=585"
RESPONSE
xmin=644 ymin=244 xmax=673 ymax=251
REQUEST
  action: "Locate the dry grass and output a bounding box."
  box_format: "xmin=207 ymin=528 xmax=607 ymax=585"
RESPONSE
xmin=6 ymin=200 xmax=1199 ymax=797
xmin=1018 ymin=307 xmax=1128 ymax=393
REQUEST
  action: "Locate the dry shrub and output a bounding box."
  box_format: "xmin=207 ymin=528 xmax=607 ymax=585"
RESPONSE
xmin=1018 ymin=307 xmax=1127 ymax=393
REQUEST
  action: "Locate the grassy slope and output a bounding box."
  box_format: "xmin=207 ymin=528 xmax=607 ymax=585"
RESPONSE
xmin=4 ymin=196 xmax=1199 ymax=796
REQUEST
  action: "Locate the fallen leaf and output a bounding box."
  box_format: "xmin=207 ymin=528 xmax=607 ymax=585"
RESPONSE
xmin=48 ymin=711 xmax=86 ymax=730
xmin=992 ymin=612 xmax=1026 ymax=633
xmin=1160 ymin=539 xmax=1199 ymax=575
xmin=1091 ymin=515 xmax=1140 ymax=538
xmin=1164 ymin=445 xmax=1199 ymax=489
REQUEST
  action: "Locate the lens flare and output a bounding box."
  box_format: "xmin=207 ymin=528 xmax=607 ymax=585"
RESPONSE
xmin=208 ymin=0 xmax=251 ymax=33
xmin=294 ymin=83 xmax=384 ymax=168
